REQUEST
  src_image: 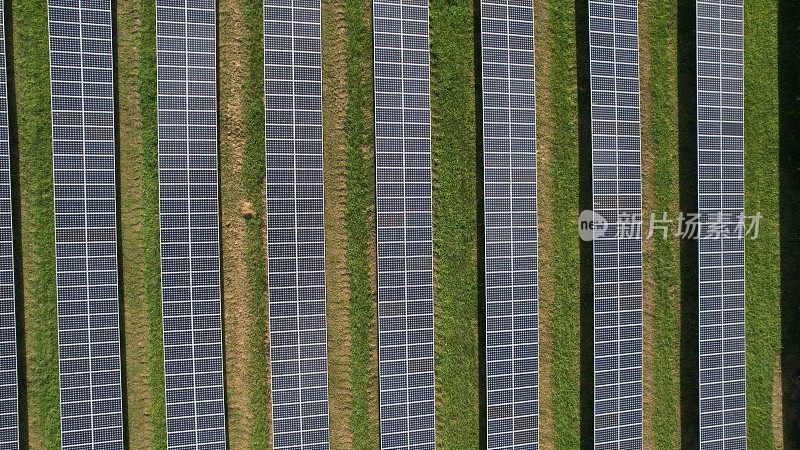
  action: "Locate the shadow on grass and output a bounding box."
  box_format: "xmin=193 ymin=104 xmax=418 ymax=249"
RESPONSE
xmin=778 ymin=0 xmax=800 ymax=446
xmin=573 ymin=0 xmax=593 ymax=448
xmin=473 ymin=0 xmax=486 ymax=445
xmin=677 ymin=0 xmax=699 ymax=447
xmin=4 ymin=2 xmax=28 ymax=446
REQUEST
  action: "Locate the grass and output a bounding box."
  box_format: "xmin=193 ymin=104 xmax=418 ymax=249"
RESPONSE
xmin=743 ymin=0 xmax=782 ymax=447
xmin=10 ymin=0 xmax=60 ymax=447
xmin=4 ymin=0 xmax=792 ymax=448
xmin=639 ymin=0 xmax=682 ymax=447
xmin=241 ymin=0 xmax=270 ymax=447
xmin=535 ymin=0 xmax=582 ymax=447
xmin=428 ymin=1 xmax=481 ymax=448
xmin=341 ymin=0 xmax=380 ymax=445
xmin=137 ymin=0 xmax=167 ymax=447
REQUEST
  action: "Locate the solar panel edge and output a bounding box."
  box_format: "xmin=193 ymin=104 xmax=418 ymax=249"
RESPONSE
xmin=155 ymin=1 xmax=229 ymax=447
xmin=372 ymin=0 xmax=437 ymax=448
xmin=48 ymin=0 xmax=125 ymax=447
xmin=695 ymin=1 xmax=747 ymax=447
xmin=479 ymin=0 xmax=541 ymax=448
xmin=0 ymin=1 xmax=19 ymax=447
xmin=263 ymin=1 xmax=332 ymax=448
xmin=588 ymin=0 xmax=644 ymax=446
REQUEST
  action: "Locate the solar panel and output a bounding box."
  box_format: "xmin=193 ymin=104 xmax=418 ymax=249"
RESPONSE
xmin=696 ymin=1 xmax=746 ymax=448
xmin=372 ymin=0 xmax=436 ymax=448
xmin=48 ymin=0 xmax=124 ymax=447
xmin=0 ymin=2 xmax=18 ymax=448
xmin=588 ymin=0 xmax=644 ymax=448
xmin=480 ymin=0 xmax=540 ymax=448
xmin=263 ymin=1 xmax=331 ymax=448
xmin=155 ymin=1 xmax=227 ymax=448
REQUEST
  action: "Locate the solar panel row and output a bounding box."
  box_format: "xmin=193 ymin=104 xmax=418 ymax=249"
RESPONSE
xmin=0 ymin=3 xmax=18 ymax=448
xmin=35 ymin=1 xmax=748 ymax=448
xmin=588 ymin=0 xmax=644 ymax=448
xmin=372 ymin=0 xmax=436 ymax=448
xmin=155 ymin=0 xmax=227 ymax=448
xmin=480 ymin=0 xmax=540 ymax=448
xmin=263 ymin=0 xmax=332 ymax=448
xmin=48 ymin=0 xmax=124 ymax=448
xmin=696 ymin=1 xmax=746 ymax=448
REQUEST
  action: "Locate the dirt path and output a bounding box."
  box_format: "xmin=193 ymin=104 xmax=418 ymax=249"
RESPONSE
xmin=531 ymin=0 xmax=555 ymax=446
xmin=115 ymin=0 xmax=155 ymax=447
xmin=217 ymin=0 xmax=257 ymax=447
xmin=320 ymin=0 xmax=355 ymax=447
xmin=637 ymin=4 xmax=657 ymax=446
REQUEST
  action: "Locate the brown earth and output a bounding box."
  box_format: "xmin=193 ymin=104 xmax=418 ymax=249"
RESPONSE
xmin=320 ymin=0 xmax=355 ymax=446
xmin=116 ymin=0 xmax=156 ymax=448
xmin=532 ymin=0 xmax=556 ymax=447
xmin=217 ymin=0 xmax=258 ymax=447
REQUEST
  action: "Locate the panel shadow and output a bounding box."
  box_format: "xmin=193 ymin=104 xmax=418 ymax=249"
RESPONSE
xmin=677 ymin=0 xmax=699 ymax=447
xmin=574 ymin=0 xmax=593 ymax=448
xmin=778 ymin=0 xmax=800 ymax=446
xmin=473 ymin=0 xmax=487 ymax=445
xmin=3 ymin=2 xmax=28 ymax=446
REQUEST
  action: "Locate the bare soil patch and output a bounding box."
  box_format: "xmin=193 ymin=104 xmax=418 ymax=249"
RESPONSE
xmin=320 ymin=0 xmax=355 ymax=446
xmin=115 ymin=0 xmax=156 ymax=447
xmin=217 ymin=0 xmax=257 ymax=446
xmin=532 ymin=0 xmax=556 ymax=447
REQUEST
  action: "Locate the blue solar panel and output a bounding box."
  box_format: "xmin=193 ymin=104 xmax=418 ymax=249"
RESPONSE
xmin=373 ymin=0 xmax=436 ymax=448
xmin=0 ymin=2 xmax=18 ymax=448
xmin=588 ymin=0 xmax=644 ymax=448
xmin=263 ymin=0 xmax=331 ymax=448
xmin=156 ymin=1 xmax=227 ymax=448
xmin=48 ymin=0 xmax=124 ymax=447
xmin=696 ymin=1 xmax=746 ymax=448
xmin=480 ymin=0 xmax=540 ymax=448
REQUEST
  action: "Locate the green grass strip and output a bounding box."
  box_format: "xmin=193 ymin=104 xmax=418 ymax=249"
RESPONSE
xmin=138 ymin=0 xmax=167 ymax=447
xmin=11 ymin=1 xmax=60 ymax=447
xmin=343 ymin=0 xmax=379 ymax=445
xmin=641 ymin=1 xmax=681 ymax=447
xmin=540 ymin=0 xmax=582 ymax=447
xmin=428 ymin=2 xmax=480 ymax=448
xmin=743 ymin=0 xmax=781 ymax=447
xmin=242 ymin=1 xmax=270 ymax=447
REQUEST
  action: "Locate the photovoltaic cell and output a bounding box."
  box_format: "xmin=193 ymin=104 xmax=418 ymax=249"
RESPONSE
xmin=48 ymin=0 xmax=124 ymax=447
xmin=0 ymin=2 xmax=18 ymax=448
xmin=480 ymin=0 xmax=539 ymax=448
xmin=156 ymin=1 xmax=227 ymax=448
xmin=263 ymin=0 xmax=331 ymax=448
xmin=588 ymin=0 xmax=643 ymax=448
xmin=373 ymin=0 xmax=436 ymax=448
xmin=696 ymin=1 xmax=746 ymax=448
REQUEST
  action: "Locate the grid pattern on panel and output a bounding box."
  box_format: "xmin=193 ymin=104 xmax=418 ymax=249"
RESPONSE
xmin=0 ymin=2 xmax=18 ymax=448
xmin=263 ymin=1 xmax=331 ymax=448
xmin=588 ymin=0 xmax=643 ymax=448
xmin=696 ymin=1 xmax=746 ymax=448
xmin=480 ymin=1 xmax=539 ymax=449
xmin=373 ymin=1 xmax=436 ymax=448
xmin=156 ymin=1 xmax=227 ymax=448
xmin=48 ymin=1 xmax=124 ymax=448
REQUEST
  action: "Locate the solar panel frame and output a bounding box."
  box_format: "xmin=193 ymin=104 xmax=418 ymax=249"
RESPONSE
xmin=587 ymin=0 xmax=644 ymax=448
xmin=696 ymin=1 xmax=746 ymax=448
xmin=155 ymin=0 xmax=228 ymax=448
xmin=372 ymin=0 xmax=436 ymax=448
xmin=263 ymin=0 xmax=332 ymax=448
xmin=479 ymin=0 xmax=540 ymax=448
xmin=0 ymin=2 xmax=19 ymax=448
xmin=48 ymin=0 xmax=125 ymax=447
